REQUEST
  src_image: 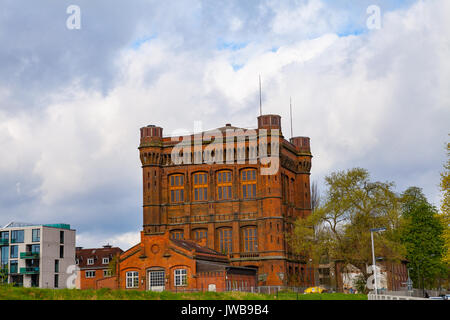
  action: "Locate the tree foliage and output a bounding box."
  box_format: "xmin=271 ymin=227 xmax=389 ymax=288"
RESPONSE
xmin=290 ymin=168 xmax=405 ymax=284
xmin=440 ymin=142 xmax=450 ymax=265
xmin=400 ymin=187 xmax=446 ymax=289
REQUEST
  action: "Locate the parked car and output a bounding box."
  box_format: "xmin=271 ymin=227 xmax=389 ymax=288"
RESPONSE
xmin=304 ymin=286 xmax=327 ymax=294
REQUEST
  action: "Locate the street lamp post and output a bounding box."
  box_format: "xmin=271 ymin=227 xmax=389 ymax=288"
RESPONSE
xmin=370 ymin=227 xmax=386 ymax=298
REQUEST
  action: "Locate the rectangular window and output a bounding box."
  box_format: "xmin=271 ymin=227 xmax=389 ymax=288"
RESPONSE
xmin=241 ymin=169 xmax=256 ymax=199
xmin=174 ymin=269 xmax=187 ymax=286
xmin=1 ymin=246 xmax=8 ymax=268
xmin=85 ymin=271 xmax=96 ymax=278
xmin=102 ymin=257 xmax=109 ymax=264
xmin=87 ymin=258 xmax=94 ymax=265
xmin=217 ymin=171 xmax=232 ymax=200
xmin=169 ymin=174 xmax=184 ymax=203
xmin=54 ymin=274 xmax=59 ymax=288
xmin=243 ymin=227 xmax=258 ymax=252
xmin=104 ymin=270 xmax=112 ymax=277
xmin=126 ymin=271 xmax=139 ymax=288
xmin=10 ymin=245 xmax=18 ymax=259
xmin=218 ymin=229 xmax=232 ymax=254
xmin=55 ymin=260 xmax=59 ymax=273
xmin=31 ymin=244 xmax=40 ymax=253
xmin=11 ymin=230 xmax=24 ymax=243
xmin=9 ymin=260 xmax=18 ymax=274
xmin=193 ymin=173 xmax=208 ymax=201
xmin=59 ymin=245 xmax=64 ymax=258
xmin=32 ymin=229 xmax=40 ymax=242
xmin=60 ymin=231 xmax=64 ymax=244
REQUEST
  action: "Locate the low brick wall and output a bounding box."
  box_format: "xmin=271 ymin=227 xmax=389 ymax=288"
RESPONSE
xmin=96 ymin=276 xmax=118 ymax=289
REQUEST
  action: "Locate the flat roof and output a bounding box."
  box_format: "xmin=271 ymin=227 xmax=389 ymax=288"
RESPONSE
xmin=1 ymin=222 xmax=72 ymax=230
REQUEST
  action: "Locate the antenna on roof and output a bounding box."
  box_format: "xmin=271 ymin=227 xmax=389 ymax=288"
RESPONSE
xmin=290 ymin=97 xmax=293 ymax=139
xmin=259 ymin=75 xmax=262 ymax=116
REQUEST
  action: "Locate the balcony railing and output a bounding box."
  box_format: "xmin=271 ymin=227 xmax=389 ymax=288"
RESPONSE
xmin=20 ymin=252 xmax=40 ymax=259
xmin=0 ymin=239 xmax=9 ymax=245
xmin=19 ymin=267 xmax=39 ymax=274
xmin=239 ymin=252 xmax=260 ymax=258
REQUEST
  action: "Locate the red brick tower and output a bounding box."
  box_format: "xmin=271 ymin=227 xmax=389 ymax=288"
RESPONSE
xmin=137 ymin=115 xmax=314 ymax=286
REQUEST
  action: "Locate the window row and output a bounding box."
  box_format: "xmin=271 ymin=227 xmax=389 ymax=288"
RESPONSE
xmin=168 ymin=169 xmax=257 ymax=203
xmin=125 ymin=268 xmax=188 ymax=288
xmin=0 ymin=229 xmax=51 ymax=243
xmin=169 ymin=227 xmax=258 ymax=254
xmin=85 ymin=270 xmax=112 ymax=278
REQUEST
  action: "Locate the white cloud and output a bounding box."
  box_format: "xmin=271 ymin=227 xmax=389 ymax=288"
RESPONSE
xmin=0 ymin=0 xmax=449 ymax=246
xmin=76 ymin=231 xmax=140 ymax=250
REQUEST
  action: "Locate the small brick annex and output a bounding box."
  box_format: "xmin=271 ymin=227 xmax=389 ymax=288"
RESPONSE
xmin=117 ymin=231 xmax=257 ymax=291
xmin=76 ymin=245 xmax=123 ymax=290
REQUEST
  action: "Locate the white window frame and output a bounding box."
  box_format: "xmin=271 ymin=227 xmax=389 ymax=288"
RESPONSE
xmin=103 ymin=269 xmax=112 ymax=277
xmin=126 ymin=271 xmax=139 ymax=288
xmin=85 ymin=271 xmax=96 ymax=278
xmin=87 ymin=258 xmax=94 ymax=265
xmin=102 ymin=257 xmax=109 ymax=264
xmin=174 ymin=269 xmax=187 ymax=287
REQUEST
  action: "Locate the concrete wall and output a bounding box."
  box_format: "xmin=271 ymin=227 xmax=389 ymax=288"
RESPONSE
xmin=41 ymin=226 xmax=76 ymax=288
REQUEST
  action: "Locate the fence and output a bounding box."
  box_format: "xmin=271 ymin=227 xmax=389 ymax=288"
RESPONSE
xmin=256 ymin=286 xmax=307 ymax=295
xmin=368 ymin=293 xmax=429 ymax=300
xmin=160 ymin=286 xmax=308 ymax=295
xmin=379 ymin=288 xmax=450 ymax=298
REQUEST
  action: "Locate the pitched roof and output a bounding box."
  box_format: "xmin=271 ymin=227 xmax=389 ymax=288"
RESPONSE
xmin=170 ymin=239 xmax=229 ymax=263
xmin=196 ymin=260 xmax=257 ymax=276
xmin=76 ymin=246 xmax=123 ymax=269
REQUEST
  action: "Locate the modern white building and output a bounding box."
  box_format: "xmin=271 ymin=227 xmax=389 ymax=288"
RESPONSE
xmin=0 ymin=222 xmax=76 ymax=288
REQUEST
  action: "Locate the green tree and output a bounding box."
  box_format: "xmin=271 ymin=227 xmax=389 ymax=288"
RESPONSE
xmin=108 ymin=255 xmax=119 ymax=276
xmin=0 ymin=266 xmax=8 ymax=284
xmin=290 ymin=168 xmax=405 ymax=290
xmin=400 ymin=187 xmax=446 ymax=290
xmin=440 ymin=142 xmax=450 ymax=265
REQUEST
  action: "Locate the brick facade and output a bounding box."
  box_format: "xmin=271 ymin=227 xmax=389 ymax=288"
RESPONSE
xmin=76 ymin=245 xmax=123 ymax=289
xmin=137 ymin=114 xmax=313 ymax=286
xmin=118 ymin=231 xmax=256 ymax=291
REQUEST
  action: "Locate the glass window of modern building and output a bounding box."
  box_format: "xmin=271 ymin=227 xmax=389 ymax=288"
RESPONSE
xmin=11 ymin=230 xmax=24 ymax=243
xmin=10 ymin=245 xmax=18 ymax=259
xmin=32 ymin=229 xmax=40 ymax=242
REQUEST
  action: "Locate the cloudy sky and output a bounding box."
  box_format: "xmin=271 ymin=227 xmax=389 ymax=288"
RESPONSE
xmin=0 ymin=0 xmax=449 ymax=250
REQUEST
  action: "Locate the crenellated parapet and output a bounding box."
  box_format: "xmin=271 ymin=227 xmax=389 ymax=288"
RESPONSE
xmin=139 ymin=125 xmax=163 ymax=166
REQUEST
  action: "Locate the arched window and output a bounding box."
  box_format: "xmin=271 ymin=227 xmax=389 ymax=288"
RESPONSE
xmin=217 ymin=170 xmax=232 ymax=200
xmin=242 ymin=226 xmax=258 ymax=252
xmin=174 ymin=268 xmax=187 ymax=286
xmin=170 ymin=230 xmax=184 ymax=240
xmin=193 ymin=172 xmax=208 ymax=201
xmin=192 ymin=228 xmax=207 ymax=241
xmin=241 ymin=169 xmax=256 ymax=199
xmin=217 ymin=228 xmax=232 ymax=254
xmin=169 ymin=174 xmax=184 ymax=203
xmin=126 ymin=271 xmax=139 ymax=288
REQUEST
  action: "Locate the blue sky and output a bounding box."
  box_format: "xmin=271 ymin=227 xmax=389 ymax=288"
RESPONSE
xmin=0 ymin=0 xmax=448 ymax=249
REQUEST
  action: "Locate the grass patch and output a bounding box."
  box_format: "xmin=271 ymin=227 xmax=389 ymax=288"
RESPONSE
xmin=0 ymin=285 xmax=367 ymax=300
